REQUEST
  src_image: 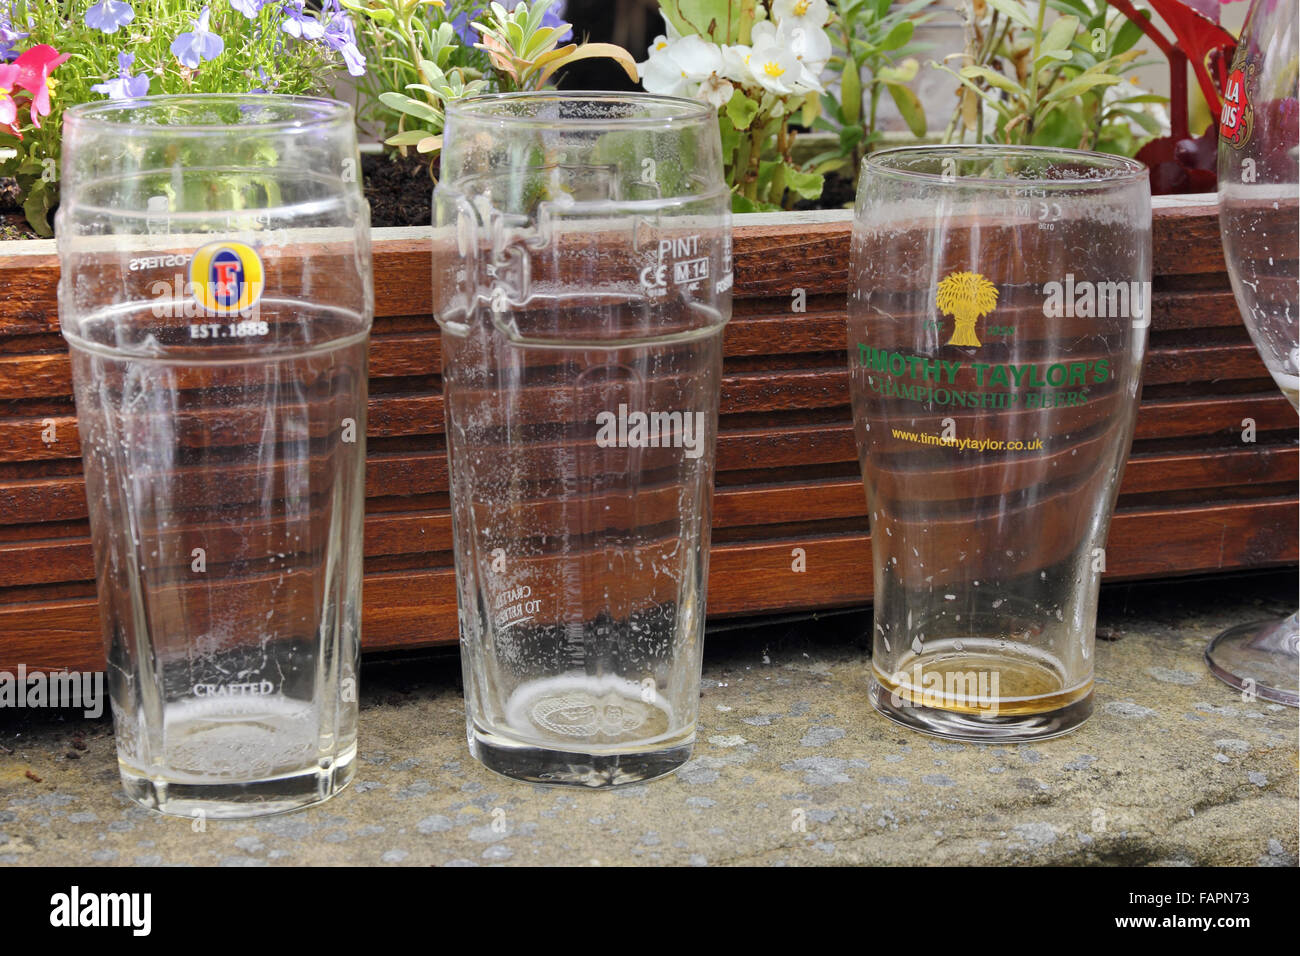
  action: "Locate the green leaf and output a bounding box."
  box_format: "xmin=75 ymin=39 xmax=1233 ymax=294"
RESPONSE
xmin=783 ymin=164 xmax=824 ymax=200
xmin=986 ymin=0 xmax=1034 ymax=28
xmin=1108 ymin=106 xmax=1161 ymax=134
xmin=1113 ymin=15 xmax=1148 ymax=56
xmin=23 ymin=181 xmax=53 ymax=238
xmin=801 ymin=91 xmax=821 ymax=128
xmin=731 ymin=193 xmax=778 ymax=214
xmin=960 ymin=65 xmax=1027 ymax=98
xmin=725 ymin=88 xmax=760 ymax=131
xmin=886 ymin=83 xmax=927 ymax=137
xmin=1113 ymin=93 xmax=1167 ymax=105
xmin=879 ymin=20 xmax=914 ymax=52
xmin=841 ymin=61 xmax=862 ymax=126
xmin=1040 ymin=15 xmax=1079 ymax=55
xmin=1043 ymin=72 xmax=1121 ymax=103
xmin=385 ymin=130 xmax=430 ymax=146
xmin=378 ymin=92 xmax=444 ymax=124
xmin=877 ymin=58 xmax=919 ymax=85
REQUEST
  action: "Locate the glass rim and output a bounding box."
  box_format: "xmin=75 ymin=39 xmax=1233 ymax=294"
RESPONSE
xmin=444 ymin=90 xmax=716 ymax=128
xmin=864 ymin=144 xmax=1149 ymax=189
xmin=62 ymin=93 xmax=354 ymax=136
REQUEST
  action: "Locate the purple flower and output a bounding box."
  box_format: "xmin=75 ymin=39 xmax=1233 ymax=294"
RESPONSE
xmin=84 ymin=0 xmax=134 ymax=35
xmin=170 ymin=6 xmax=224 ymax=68
xmin=91 ymin=51 xmax=150 ymax=99
xmin=0 ymin=6 xmax=28 ymax=63
xmin=454 ymin=1 xmax=572 ymax=46
xmin=281 ymin=0 xmax=324 ymax=40
xmin=322 ymin=7 xmax=366 ymax=77
xmin=230 ymin=0 xmax=265 ymax=18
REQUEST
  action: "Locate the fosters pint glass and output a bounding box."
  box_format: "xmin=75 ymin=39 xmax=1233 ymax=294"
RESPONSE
xmin=58 ymin=96 xmax=371 ymax=816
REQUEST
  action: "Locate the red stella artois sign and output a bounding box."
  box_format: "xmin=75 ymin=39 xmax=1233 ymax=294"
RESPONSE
xmin=1219 ymin=60 xmax=1254 ymax=149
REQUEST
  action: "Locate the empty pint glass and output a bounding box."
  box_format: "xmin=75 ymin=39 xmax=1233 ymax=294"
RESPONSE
xmin=58 ymin=96 xmax=371 ymax=816
xmin=849 ymin=146 xmax=1150 ymax=741
xmin=434 ymin=93 xmax=731 ymax=786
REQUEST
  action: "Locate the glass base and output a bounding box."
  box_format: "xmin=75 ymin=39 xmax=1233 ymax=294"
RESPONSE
xmin=868 ymin=677 xmax=1093 ymax=742
xmin=468 ymin=723 xmax=694 ymax=788
xmin=118 ymin=746 xmax=356 ymax=819
xmin=1205 ymin=612 xmax=1299 ymax=707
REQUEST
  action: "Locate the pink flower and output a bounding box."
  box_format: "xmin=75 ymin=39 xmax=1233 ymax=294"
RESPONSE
xmin=13 ymin=44 xmax=70 ymax=129
xmin=0 ymin=62 xmax=19 ymax=131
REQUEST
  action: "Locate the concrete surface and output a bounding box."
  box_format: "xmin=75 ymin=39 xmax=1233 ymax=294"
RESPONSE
xmin=2 ymin=573 xmax=1297 ymax=866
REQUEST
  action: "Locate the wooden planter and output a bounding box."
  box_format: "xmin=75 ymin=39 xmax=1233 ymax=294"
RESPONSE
xmin=1 ymin=195 xmax=1295 ymax=671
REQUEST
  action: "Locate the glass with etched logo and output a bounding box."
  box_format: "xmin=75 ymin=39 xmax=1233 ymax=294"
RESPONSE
xmin=849 ymin=146 xmax=1150 ymax=740
xmin=434 ymin=92 xmax=731 ymax=786
xmin=57 ymin=96 xmax=371 ymax=816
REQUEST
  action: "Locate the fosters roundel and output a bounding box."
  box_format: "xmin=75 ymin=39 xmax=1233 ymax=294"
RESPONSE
xmin=189 ymin=241 xmax=265 ymax=314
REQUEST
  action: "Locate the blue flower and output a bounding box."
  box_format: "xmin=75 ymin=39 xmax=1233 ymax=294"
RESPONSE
xmin=84 ymin=0 xmax=134 ymax=35
xmin=0 ymin=6 xmax=28 ymax=62
xmin=281 ymin=0 xmax=324 ymax=40
xmin=322 ymin=8 xmax=366 ymax=77
xmin=453 ymin=1 xmax=572 ymax=47
xmin=229 ymin=0 xmax=265 ymax=18
xmin=91 ymin=51 xmax=150 ymax=100
xmin=170 ymin=6 xmax=224 ymax=69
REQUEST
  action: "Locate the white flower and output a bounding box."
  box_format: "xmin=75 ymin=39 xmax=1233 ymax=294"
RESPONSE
xmin=697 ymin=72 xmax=734 ymax=108
xmin=639 ymin=34 xmax=724 ymax=98
xmin=748 ymin=29 xmax=802 ymax=95
xmin=772 ymin=0 xmax=830 ymax=31
xmin=721 ymin=44 xmax=754 ymax=85
xmin=640 ymin=44 xmax=691 ymax=97
xmin=789 ymin=25 xmax=831 ymax=92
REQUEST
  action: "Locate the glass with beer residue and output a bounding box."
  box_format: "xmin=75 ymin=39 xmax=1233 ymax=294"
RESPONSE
xmin=849 ymin=146 xmax=1150 ymax=741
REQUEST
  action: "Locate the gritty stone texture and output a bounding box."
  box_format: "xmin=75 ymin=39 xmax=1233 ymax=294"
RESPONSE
xmin=1 ymin=576 xmax=1296 ymax=866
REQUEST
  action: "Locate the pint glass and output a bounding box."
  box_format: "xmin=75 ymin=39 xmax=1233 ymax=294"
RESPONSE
xmin=849 ymin=146 xmax=1150 ymax=741
xmin=58 ymin=96 xmax=372 ymax=816
xmin=433 ymin=93 xmax=731 ymax=786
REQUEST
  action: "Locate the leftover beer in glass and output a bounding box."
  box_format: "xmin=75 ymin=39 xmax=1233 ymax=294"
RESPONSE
xmin=849 ymin=146 xmax=1150 ymax=740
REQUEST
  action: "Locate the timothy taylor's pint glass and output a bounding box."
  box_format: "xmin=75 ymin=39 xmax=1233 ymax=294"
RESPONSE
xmin=433 ymin=93 xmax=731 ymax=786
xmin=849 ymin=146 xmax=1150 ymax=741
xmin=57 ymin=96 xmax=372 ymax=816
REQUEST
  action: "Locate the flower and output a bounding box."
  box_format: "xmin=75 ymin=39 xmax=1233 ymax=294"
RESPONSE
xmin=84 ymin=0 xmax=135 ymax=34
xmin=1 ymin=6 xmax=28 ymax=61
xmin=170 ymin=6 xmax=224 ymax=69
xmin=230 ymin=0 xmax=266 ymax=17
xmin=13 ymin=44 xmax=70 ymax=128
xmin=0 ymin=62 xmax=20 ymax=129
xmin=788 ymin=25 xmax=830 ymax=91
xmin=746 ymin=23 xmax=803 ymax=95
xmin=639 ymin=34 xmax=722 ymax=98
xmin=454 ymin=1 xmax=572 ymax=47
xmin=91 ymin=51 xmax=150 ymax=100
xmin=696 ymin=72 xmax=733 ymax=108
xmin=322 ymin=5 xmax=366 ymax=77
xmin=281 ymin=0 xmax=325 ymax=41
xmin=771 ymin=0 xmax=830 ymax=30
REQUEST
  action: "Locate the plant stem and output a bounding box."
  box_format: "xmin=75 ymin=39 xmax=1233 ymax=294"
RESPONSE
xmin=1024 ymin=0 xmax=1048 ymax=144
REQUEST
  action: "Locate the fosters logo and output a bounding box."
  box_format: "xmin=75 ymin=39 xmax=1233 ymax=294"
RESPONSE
xmin=188 ymin=241 xmax=265 ymax=314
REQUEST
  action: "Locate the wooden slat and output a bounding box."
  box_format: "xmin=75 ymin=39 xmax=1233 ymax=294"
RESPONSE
xmin=1 ymin=496 xmax=1292 ymax=672
xmin=1 ymin=444 xmax=1293 ymax=590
